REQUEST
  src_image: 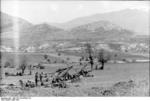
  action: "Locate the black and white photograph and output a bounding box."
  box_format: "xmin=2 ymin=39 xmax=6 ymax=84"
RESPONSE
xmin=0 ymin=0 xmax=150 ymax=98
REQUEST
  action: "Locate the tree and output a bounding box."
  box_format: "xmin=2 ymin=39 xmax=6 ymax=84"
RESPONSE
xmin=44 ymin=54 xmax=48 ymax=60
xmin=4 ymin=61 xmax=11 ymax=68
xmin=84 ymin=43 xmax=94 ymax=71
xmin=28 ymin=65 xmax=32 ymax=75
xmin=97 ymin=49 xmax=110 ymax=70
xmin=114 ymin=54 xmax=117 ymax=57
xmin=58 ymin=53 xmax=61 ymax=56
xmin=47 ymin=59 xmax=51 ymax=63
xmin=66 ymin=57 xmax=70 ymax=61
xmin=20 ymin=57 xmax=27 ymax=75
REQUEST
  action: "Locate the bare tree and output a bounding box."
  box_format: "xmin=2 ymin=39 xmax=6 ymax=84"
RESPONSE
xmin=84 ymin=43 xmax=94 ymax=71
xmin=28 ymin=65 xmax=32 ymax=75
xmin=4 ymin=61 xmax=11 ymax=68
xmin=44 ymin=54 xmax=48 ymax=60
xmin=20 ymin=57 xmax=27 ymax=75
xmin=97 ymin=49 xmax=110 ymax=70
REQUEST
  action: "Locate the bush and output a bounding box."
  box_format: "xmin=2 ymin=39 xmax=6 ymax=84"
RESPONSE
xmin=39 ymin=66 xmax=45 ymax=69
xmin=53 ymin=60 xmax=57 ymax=63
xmin=47 ymin=59 xmax=51 ymax=63
xmin=122 ymin=58 xmax=126 ymax=62
xmin=44 ymin=54 xmax=48 ymax=60
xmin=66 ymin=58 xmax=70 ymax=61
xmin=5 ymin=72 xmax=9 ymax=76
xmin=5 ymin=72 xmax=16 ymax=76
xmin=4 ymin=61 xmax=11 ymax=68
xmin=61 ymin=60 xmax=65 ymax=63
xmin=19 ymin=56 xmax=28 ymax=75
xmin=58 ymin=53 xmax=61 ymax=56
xmin=114 ymin=54 xmax=118 ymax=57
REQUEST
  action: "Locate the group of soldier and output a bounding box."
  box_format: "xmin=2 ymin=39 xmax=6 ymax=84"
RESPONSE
xmin=35 ymin=72 xmax=45 ymax=86
xmin=19 ymin=71 xmax=49 ymax=88
xmin=18 ymin=55 xmax=98 ymax=88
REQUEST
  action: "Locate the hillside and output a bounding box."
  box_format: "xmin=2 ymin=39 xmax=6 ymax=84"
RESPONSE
xmin=20 ymin=23 xmax=74 ymax=46
xmin=52 ymin=9 xmax=149 ymax=35
xmin=19 ymin=20 xmax=134 ymax=46
xmin=69 ymin=20 xmax=133 ymax=40
xmin=1 ymin=12 xmax=32 ymax=39
xmin=1 ymin=10 xmax=148 ymax=52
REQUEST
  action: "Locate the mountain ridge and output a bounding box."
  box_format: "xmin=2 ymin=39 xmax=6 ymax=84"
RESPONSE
xmin=1 ymin=9 xmax=148 ymax=47
xmin=51 ymin=9 xmax=149 ymax=35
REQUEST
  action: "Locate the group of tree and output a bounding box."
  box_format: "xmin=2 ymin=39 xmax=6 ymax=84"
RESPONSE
xmin=19 ymin=57 xmax=28 ymax=75
xmin=84 ymin=43 xmax=110 ymax=70
xmin=97 ymin=49 xmax=110 ymax=70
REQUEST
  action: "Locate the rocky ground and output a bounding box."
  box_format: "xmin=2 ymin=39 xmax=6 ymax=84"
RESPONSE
xmin=0 ymin=79 xmax=149 ymax=97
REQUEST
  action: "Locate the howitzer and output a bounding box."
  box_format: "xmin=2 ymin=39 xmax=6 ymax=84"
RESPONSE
xmin=58 ymin=66 xmax=73 ymax=77
xmin=51 ymin=66 xmax=73 ymax=88
xmin=48 ymin=67 xmax=69 ymax=78
xmin=51 ymin=66 xmax=73 ymax=83
xmin=70 ymin=64 xmax=93 ymax=83
xmin=77 ymin=63 xmax=93 ymax=76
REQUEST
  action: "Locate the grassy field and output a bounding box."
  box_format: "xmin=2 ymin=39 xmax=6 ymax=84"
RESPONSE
xmin=0 ymin=52 xmax=149 ymax=97
xmin=1 ymin=52 xmax=67 ymax=67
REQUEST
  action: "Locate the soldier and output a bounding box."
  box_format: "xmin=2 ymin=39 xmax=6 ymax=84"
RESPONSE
xmin=29 ymin=65 xmax=32 ymax=75
xmin=89 ymin=55 xmax=94 ymax=71
xmin=40 ymin=72 xmax=44 ymax=86
xmin=79 ymin=57 xmax=82 ymax=65
xmin=19 ymin=80 xmax=24 ymax=89
xmin=35 ymin=72 xmax=38 ymax=86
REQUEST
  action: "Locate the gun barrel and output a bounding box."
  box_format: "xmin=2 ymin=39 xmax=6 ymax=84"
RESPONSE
xmin=58 ymin=66 xmax=73 ymax=77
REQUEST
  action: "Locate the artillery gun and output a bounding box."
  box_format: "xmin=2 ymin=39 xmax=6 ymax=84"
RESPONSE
xmin=51 ymin=66 xmax=73 ymax=88
xmin=70 ymin=63 xmax=94 ymax=83
xmin=50 ymin=63 xmax=94 ymax=88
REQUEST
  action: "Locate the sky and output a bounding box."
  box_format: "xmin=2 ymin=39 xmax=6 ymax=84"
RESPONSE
xmin=1 ymin=0 xmax=150 ymax=24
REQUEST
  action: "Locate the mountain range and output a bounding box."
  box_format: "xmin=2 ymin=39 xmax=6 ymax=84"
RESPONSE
xmin=1 ymin=9 xmax=149 ymax=47
xmin=52 ymin=9 xmax=149 ymax=35
xmin=1 ymin=12 xmax=32 ymax=38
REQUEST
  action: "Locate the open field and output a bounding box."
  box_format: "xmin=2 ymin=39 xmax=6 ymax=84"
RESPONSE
xmin=1 ymin=51 xmax=149 ymax=65
xmin=2 ymin=62 xmax=149 ymax=85
xmin=0 ymin=52 xmax=149 ymax=97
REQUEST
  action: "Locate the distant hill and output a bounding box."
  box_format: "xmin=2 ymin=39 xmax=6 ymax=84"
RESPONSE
xmin=68 ymin=20 xmax=133 ymax=40
xmin=20 ymin=20 xmax=134 ymax=46
xmin=20 ymin=23 xmax=74 ymax=46
xmin=1 ymin=10 xmax=147 ymax=48
xmin=1 ymin=12 xmax=32 ymax=39
xmin=52 ymin=9 xmax=149 ymax=35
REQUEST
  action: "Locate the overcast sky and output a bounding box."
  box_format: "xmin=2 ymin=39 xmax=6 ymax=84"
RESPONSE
xmin=1 ymin=0 xmax=150 ymax=24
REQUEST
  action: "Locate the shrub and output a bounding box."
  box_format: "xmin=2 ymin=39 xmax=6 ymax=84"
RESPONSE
xmin=40 ymin=66 xmax=45 ymax=69
xmin=53 ymin=60 xmax=57 ymax=63
xmin=122 ymin=58 xmax=126 ymax=62
xmin=58 ymin=53 xmax=61 ymax=56
xmin=4 ymin=61 xmax=11 ymax=68
xmin=66 ymin=57 xmax=70 ymax=61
